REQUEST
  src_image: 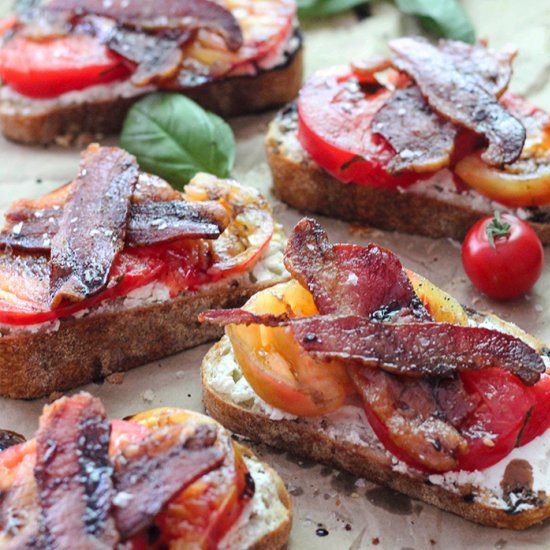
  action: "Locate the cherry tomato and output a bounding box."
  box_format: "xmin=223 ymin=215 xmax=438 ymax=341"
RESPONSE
xmin=462 ymin=212 xmax=544 ymax=300
xmin=0 ymin=34 xmax=132 ymax=98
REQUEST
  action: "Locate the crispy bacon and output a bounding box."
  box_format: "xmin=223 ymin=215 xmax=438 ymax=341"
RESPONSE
xmin=291 ymin=316 xmax=544 ymax=386
xmin=0 ymin=200 xmax=229 ymax=252
xmin=440 ymin=40 xmax=516 ymax=97
xmin=201 ymin=309 xmax=543 ymax=386
xmin=49 ymin=0 xmax=243 ymax=51
xmin=49 ymin=146 xmax=139 ymax=307
xmin=112 ymin=423 xmax=224 ymax=539
xmin=107 ymin=29 xmax=184 ymax=87
xmin=349 ymin=366 xmax=468 ymax=471
xmin=389 ymin=37 xmax=525 ymax=166
xmin=372 ymin=86 xmax=457 ymax=174
xmin=34 ymin=393 xmax=117 ymax=548
xmin=0 ymin=253 xmax=50 ymax=310
xmin=284 ymin=218 xmax=429 ymax=320
xmin=199 ymin=308 xmax=289 ymax=327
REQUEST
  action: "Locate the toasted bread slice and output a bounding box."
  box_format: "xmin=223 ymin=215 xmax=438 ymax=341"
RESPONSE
xmin=201 ymin=314 xmax=550 ymax=530
xmin=221 ymin=445 xmax=292 ymax=550
xmin=0 ymin=41 xmax=303 ymax=146
xmin=0 ymin=224 xmax=287 ymax=399
xmin=266 ymin=105 xmax=550 ymax=244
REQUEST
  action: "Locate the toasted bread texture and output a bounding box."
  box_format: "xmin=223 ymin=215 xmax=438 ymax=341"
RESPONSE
xmin=0 ymin=42 xmax=303 ymax=146
xmin=221 ymin=445 xmax=292 ymax=550
xmin=202 ymin=313 xmax=550 ymax=530
xmin=266 ymin=105 xmax=550 ymax=244
xmin=0 ymin=224 xmax=287 ymax=400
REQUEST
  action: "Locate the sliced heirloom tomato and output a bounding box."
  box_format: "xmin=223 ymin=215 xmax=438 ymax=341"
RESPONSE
xmin=226 ymin=280 xmax=352 ymax=416
xmin=455 ymin=93 xmax=550 ymax=207
xmin=0 ymin=34 xmax=133 ymax=98
xmin=120 ymin=409 xmax=251 ymax=549
xmin=170 ymin=0 xmax=295 ymax=86
xmin=185 ymin=174 xmax=274 ymax=279
xmin=297 ymin=66 xmax=424 ymax=189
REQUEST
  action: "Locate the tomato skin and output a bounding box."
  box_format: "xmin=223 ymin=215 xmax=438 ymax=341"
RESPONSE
xmin=462 ymin=214 xmax=544 ymax=300
xmin=456 ymin=369 xmax=535 ymax=471
xmin=0 ymin=34 xmax=133 ymax=98
xmin=297 ymin=67 xmax=432 ymax=189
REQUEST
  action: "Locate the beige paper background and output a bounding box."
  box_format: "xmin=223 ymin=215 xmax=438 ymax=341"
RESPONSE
xmin=1 ymin=1 xmax=550 ymax=548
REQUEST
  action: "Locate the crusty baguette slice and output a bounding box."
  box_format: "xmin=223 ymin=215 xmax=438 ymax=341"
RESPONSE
xmin=0 ymin=43 xmax=303 ymax=146
xmin=266 ymin=105 xmax=550 ymax=245
xmin=0 ymin=225 xmax=287 ymax=400
xmin=220 ymin=445 xmax=292 ymax=550
xmin=202 ymin=318 xmax=550 ymax=530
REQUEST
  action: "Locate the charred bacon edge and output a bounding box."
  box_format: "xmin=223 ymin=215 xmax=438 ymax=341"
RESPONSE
xmin=49 ymin=146 xmax=139 ymax=308
xmin=113 ymin=423 xmax=225 ymax=539
xmin=200 ymin=309 xmax=543 ymax=386
xmin=42 ymin=0 xmax=243 ymax=51
xmin=0 ymin=200 xmax=230 ymax=253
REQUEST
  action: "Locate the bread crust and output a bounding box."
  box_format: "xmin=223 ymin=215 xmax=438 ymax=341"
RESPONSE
xmin=0 ymin=45 xmax=303 ymax=146
xmin=236 ymin=444 xmax=293 ymax=550
xmin=202 ymin=337 xmax=550 ymax=530
xmin=0 ymin=274 xmax=284 ymax=400
xmin=266 ymin=107 xmax=550 ymax=245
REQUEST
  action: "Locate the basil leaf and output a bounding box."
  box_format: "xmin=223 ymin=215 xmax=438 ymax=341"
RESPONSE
xmin=120 ymin=93 xmax=235 ymax=190
xmin=394 ymin=0 xmax=476 ymax=43
xmin=297 ymin=0 xmax=369 ymax=18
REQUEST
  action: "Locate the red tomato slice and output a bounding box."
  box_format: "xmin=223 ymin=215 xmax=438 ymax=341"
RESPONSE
xmin=297 ymin=66 xmax=436 ymax=189
xmin=0 ymin=252 xmax=165 ymax=326
xmin=517 ymin=373 xmax=550 ymax=446
xmin=456 ymin=369 xmax=535 ymax=471
xmin=0 ymin=34 xmax=132 ymax=98
xmin=360 ymin=368 xmax=537 ymax=473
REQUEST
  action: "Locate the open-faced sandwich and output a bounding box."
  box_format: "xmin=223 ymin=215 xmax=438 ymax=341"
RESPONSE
xmin=201 ymin=217 xmax=550 ymax=529
xmin=0 ymin=0 xmax=302 ymax=145
xmin=267 ymin=37 xmax=550 ymax=243
xmin=0 ymin=392 xmax=292 ymax=548
xmin=0 ymin=144 xmax=286 ymax=399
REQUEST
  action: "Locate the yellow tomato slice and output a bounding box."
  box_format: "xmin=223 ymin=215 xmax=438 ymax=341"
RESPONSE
xmin=455 ymin=93 xmax=550 ymax=207
xmin=227 ymin=280 xmax=351 ymax=416
xmin=406 ymin=270 xmax=468 ymax=326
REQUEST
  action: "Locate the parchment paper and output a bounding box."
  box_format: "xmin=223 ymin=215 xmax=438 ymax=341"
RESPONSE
xmin=1 ymin=1 xmax=550 ymax=548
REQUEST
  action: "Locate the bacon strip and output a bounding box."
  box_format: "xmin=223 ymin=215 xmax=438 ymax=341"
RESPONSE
xmin=49 ymin=0 xmax=243 ymax=51
xmin=292 ymin=316 xmax=544 ymax=386
xmin=49 ymin=146 xmax=139 ymax=308
xmin=0 ymin=200 xmax=229 ymax=252
xmin=349 ymin=366 xmax=468 ymax=471
xmin=112 ymin=423 xmax=224 ymax=539
xmin=34 ymin=393 xmax=118 ymax=548
xmin=439 ymin=40 xmax=516 ymax=97
xmin=107 ymin=29 xmax=184 ymax=87
xmin=200 ymin=310 xmax=543 ymax=386
xmin=284 ymin=218 xmax=429 ymax=320
xmin=389 ymin=37 xmax=525 ymax=166
xmin=372 ymin=86 xmax=457 ymax=174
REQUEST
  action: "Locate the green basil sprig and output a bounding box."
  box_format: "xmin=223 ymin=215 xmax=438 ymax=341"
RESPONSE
xmin=297 ymin=0 xmax=476 ymax=44
xmin=120 ymin=93 xmax=235 ymax=190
